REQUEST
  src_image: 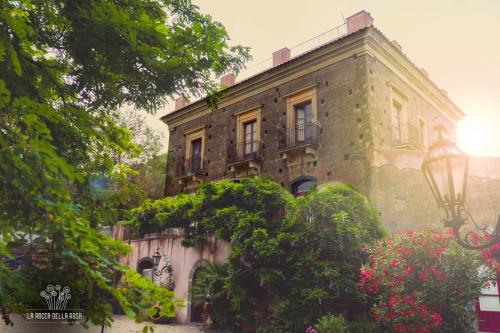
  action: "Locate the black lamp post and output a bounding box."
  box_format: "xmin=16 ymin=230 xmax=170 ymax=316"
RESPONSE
xmin=152 ymin=248 xmax=174 ymax=284
xmin=422 ymin=126 xmax=500 ymax=249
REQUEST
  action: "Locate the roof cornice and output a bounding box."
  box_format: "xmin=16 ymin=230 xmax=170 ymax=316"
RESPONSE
xmin=367 ymin=27 xmax=464 ymax=121
xmin=161 ymin=28 xmax=371 ymax=128
xmin=162 ymin=27 xmax=464 ymax=128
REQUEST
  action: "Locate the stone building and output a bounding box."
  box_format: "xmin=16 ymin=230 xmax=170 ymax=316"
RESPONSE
xmin=117 ymin=10 xmax=500 ymax=324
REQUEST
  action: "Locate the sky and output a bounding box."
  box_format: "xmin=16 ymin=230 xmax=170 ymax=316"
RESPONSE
xmin=149 ymin=0 xmax=500 ymax=157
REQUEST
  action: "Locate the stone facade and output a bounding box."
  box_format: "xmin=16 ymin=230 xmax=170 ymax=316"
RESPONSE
xmin=118 ymin=11 xmax=500 ymax=324
xmin=162 ymin=15 xmax=463 ymax=212
xmin=165 ymin=52 xmax=374 ymax=196
xmin=368 ymin=148 xmax=500 ymax=230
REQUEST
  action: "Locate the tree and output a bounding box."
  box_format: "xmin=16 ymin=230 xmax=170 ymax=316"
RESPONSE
xmin=0 ymin=0 xmax=250 ymax=327
xmin=131 ymin=153 xmax=169 ymax=199
xmin=191 ymin=262 xmax=234 ymax=329
xmin=128 ymin=179 xmax=384 ymax=332
xmin=268 ymin=184 xmax=385 ymax=332
xmin=118 ymin=108 xmax=165 ymax=166
xmin=118 ymin=108 xmax=168 ymax=199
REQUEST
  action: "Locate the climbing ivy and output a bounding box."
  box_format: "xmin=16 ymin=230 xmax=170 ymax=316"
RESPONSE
xmin=129 ymin=178 xmax=385 ymax=332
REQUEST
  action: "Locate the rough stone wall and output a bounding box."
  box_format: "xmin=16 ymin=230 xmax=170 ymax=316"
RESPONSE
xmin=365 ymin=51 xmax=499 ymax=231
xmin=369 ymin=148 xmax=500 ymax=231
xmin=465 ymin=157 xmax=500 ymax=227
xmin=120 ymin=235 xmax=230 ymax=323
xmin=366 ymin=53 xmax=457 ymax=148
xmin=166 ymin=54 xmax=374 ymax=196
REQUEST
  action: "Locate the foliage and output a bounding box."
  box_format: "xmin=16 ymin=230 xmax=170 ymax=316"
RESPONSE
xmin=131 ymin=154 xmax=169 ymax=200
xmin=191 ymin=262 xmax=235 ymax=329
xmin=315 ymin=314 xmax=348 ymax=333
xmin=129 ymin=178 xmax=384 ymax=332
xmin=347 ymin=316 xmax=380 ymax=333
xmin=358 ymin=228 xmax=496 ymax=333
xmin=266 ymin=185 xmax=384 ymax=332
xmin=0 ymin=0 xmax=249 ymax=327
xmin=118 ymin=108 xmax=164 ymax=166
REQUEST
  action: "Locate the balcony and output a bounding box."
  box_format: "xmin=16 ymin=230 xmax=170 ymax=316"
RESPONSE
xmin=175 ymin=156 xmax=205 ymax=187
xmin=279 ymin=122 xmax=320 ymax=154
xmin=226 ymin=140 xmax=262 ymax=176
xmin=227 ymin=140 xmax=262 ymax=165
xmin=392 ymin=123 xmax=424 ymax=150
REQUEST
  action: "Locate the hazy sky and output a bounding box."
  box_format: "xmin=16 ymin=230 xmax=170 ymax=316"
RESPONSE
xmin=150 ymin=0 xmax=500 ymax=157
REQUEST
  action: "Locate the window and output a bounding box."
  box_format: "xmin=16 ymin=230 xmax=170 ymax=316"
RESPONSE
xmin=236 ymin=106 xmax=261 ymax=157
xmin=418 ymin=117 xmax=428 ymax=148
xmin=243 ymin=120 xmax=257 ymax=156
xmin=290 ymin=177 xmax=316 ymax=196
xmin=294 ymin=101 xmax=313 ymax=143
xmin=392 ymin=100 xmax=404 ymax=143
xmin=191 ymin=138 xmax=202 ymax=172
xmin=388 ymin=83 xmax=408 ymax=146
xmin=282 ymin=86 xmax=318 ymax=149
xmin=184 ymin=127 xmax=205 ymax=174
xmin=285 ymin=86 xmax=317 ymax=130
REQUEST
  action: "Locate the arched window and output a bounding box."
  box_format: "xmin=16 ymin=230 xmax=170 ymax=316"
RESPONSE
xmin=290 ymin=177 xmax=316 ymax=196
xmin=136 ymin=257 xmax=154 ymax=280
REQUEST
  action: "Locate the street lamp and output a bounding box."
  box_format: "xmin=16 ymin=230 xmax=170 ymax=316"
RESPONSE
xmin=422 ymin=126 xmax=500 ymax=249
xmin=152 ymin=249 xmax=162 ymax=268
xmin=152 ymin=248 xmax=174 ymax=288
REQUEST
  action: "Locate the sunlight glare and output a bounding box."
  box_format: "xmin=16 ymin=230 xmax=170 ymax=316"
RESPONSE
xmin=456 ymin=115 xmax=497 ymax=157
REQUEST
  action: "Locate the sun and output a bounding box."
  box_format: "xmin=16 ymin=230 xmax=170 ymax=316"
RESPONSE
xmin=456 ymin=116 xmax=496 ymax=157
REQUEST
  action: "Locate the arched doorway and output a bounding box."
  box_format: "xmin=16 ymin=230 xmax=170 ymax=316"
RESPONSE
xmin=137 ymin=257 xmax=154 ymax=281
xmin=190 ymin=267 xmax=204 ymax=322
xmin=187 ymin=259 xmax=209 ymax=323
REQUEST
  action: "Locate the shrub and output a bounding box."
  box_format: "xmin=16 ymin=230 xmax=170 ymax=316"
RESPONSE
xmin=131 ymin=179 xmax=385 ymax=332
xmin=266 ymin=184 xmax=384 ymax=332
xmin=191 ymin=262 xmax=235 ymax=329
xmin=348 ymin=316 xmax=380 ymax=333
xmin=315 ymin=314 xmax=348 ymax=333
xmin=358 ymin=228 xmax=495 ymax=333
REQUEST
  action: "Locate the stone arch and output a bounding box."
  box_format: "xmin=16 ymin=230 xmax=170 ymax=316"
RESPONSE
xmin=186 ymin=259 xmax=210 ymax=323
xmin=136 ymin=257 xmax=154 ymax=275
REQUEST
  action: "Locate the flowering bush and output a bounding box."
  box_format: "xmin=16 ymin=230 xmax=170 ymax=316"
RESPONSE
xmin=305 ymin=326 xmax=318 ymax=333
xmin=358 ymin=228 xmax=496 ymax=333
xmin=467 ymin=229 xmax=500 ymax=273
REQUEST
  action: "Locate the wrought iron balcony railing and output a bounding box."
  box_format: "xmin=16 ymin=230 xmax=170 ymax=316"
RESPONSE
xmin=279 ymin=122 xmax=320 ymax=151
xmin=175 ymin=156 xmax=205 ymax=178
xmin=226 ymin=140 xmax=262 ymax=165
xmin=392 ymin=122 xmax=424 ymax=149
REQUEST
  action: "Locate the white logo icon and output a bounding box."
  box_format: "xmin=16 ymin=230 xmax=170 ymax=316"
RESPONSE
xmin=40 ymin=285 xmax=71 ymax=310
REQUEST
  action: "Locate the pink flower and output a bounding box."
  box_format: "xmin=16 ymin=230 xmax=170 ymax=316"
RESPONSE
xmin=305 ymin=326 xmax=317 ymax=333
xmin=418 ymin=272 xmax=428 ymax=282
xmin=431 ymin=312 xmax=442 ymax=325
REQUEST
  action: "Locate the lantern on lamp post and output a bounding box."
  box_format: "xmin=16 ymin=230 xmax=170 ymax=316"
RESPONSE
xmin=422 ymin=126 xmax=500 ymax=249
xmin=151 ymin=248 xmax=175 ymax=289
xmin=152 ymin=249 xmax=162 ymax=268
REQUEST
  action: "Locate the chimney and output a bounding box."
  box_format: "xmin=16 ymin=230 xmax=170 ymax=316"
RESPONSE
xmin=175 ymin=96 xmax=189 ymax=110
xmin=273 ymin=47 xmax=291 ymax=67
xmin=220 ymin=73 xmax=236 ymax=87
xmin=346 ymin=10 xmax=374 ymax=33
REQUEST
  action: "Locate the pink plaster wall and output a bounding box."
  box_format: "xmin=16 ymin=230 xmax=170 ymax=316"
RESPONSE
xmin=120 ymin=233 xmax=230 ymax=323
